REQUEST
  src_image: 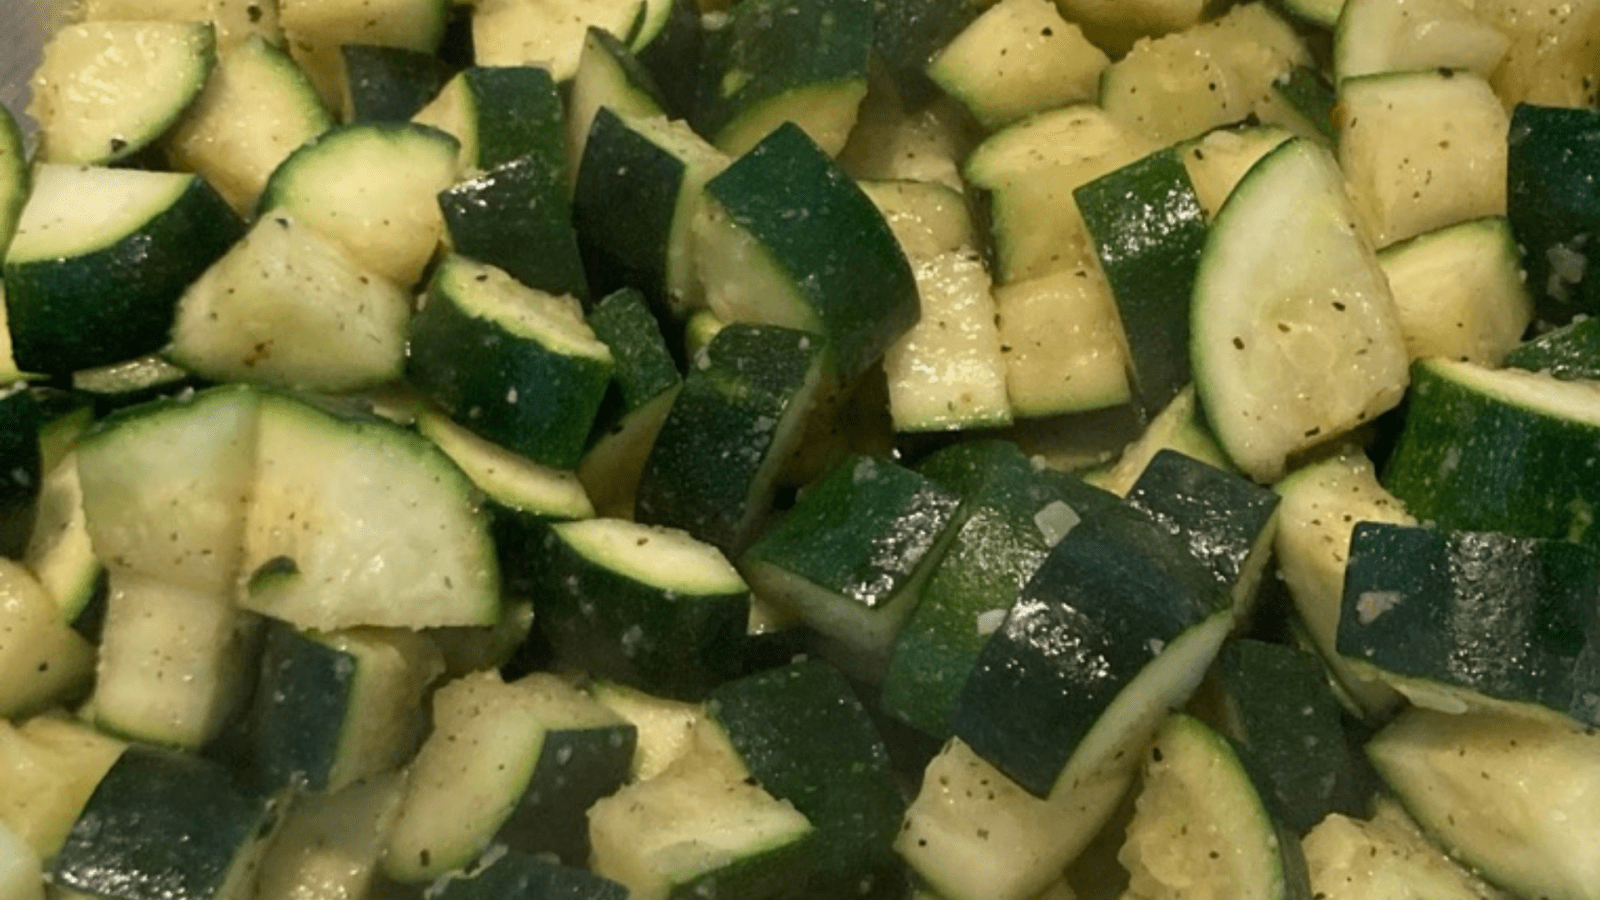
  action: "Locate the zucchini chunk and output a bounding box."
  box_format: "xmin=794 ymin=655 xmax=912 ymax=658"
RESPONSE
xmin=588 ymin=745 xmax=816 ymax=900
xmin=257 ymin=122 xmax=459 ymax=287
xmin=29 ymin=20 xmax=215 ymax=165
xmin=1339 ymin=521 xmax=1600 ymax=726
xmin=1190 ymin=138 xmax=1409 ymax=483
xmin=76 ymin=385 xmax=261 ymax=596
xmin=75 ymin=0 xmax=281 ymax=53
xmin=0 ymin=714 xmax=125 ymax=861
xmin=1333 ymin=0 xmax=1510 ymax=82
xmin=1210 ymin=639 xmax=1368 ymax=835
xmin=696 ymin=123 xmax=919 ymax=383
xmin=239 ymin=390 xmax=500 ymax=631
xmin=0 ymin=386 xmax=40 ymax=560
xmin=703 ymin=660 xmax=906 ymax=897
xmin=1376 ymin=217 xmax=1533 ymax=366
xmin=577 ymin=288 xmax=683 ymax=519
xmin=862 ymin=179 xmax=1011 ymax=434
xmin=533 ymin=517 xmax=750 ymax=700
xmin=1507 ymin=103 xmax=1600 ymax=322
xmin=1505 ymin=315 xmax=1600 ymax=381
xmin=88 ymin=570 xmax=260 ymax=750
xmin=951 ymin=502 xmax=1232 ymax=798
xmin=927 ymin=0 xmax=1108 ymax=131
xmin=1381 ymin=358 xmax=1600 ymax=549
xmin=24 ymin=449 xmax=105 ymax=633
xmin=1367 ymin=707 xmax=1600 ymax=900
xmin=1124 ymin=449 xmax=1279 ymax=619
xmin=0 ymin=560 xmax=94 ymax=720
xmin=169 ymin=211 xmax=412 ymax=393
xmin=408 ymin=255 xmax=613 ymax=470
xmin=383 ymin=671 xmax=637 ymax=880
xmin=470 ymin=0 xmax=649 ymax=82
xmin=4 ymin=165 xmax=243 ymax=376
xmin=634 ymin=323 xmax=824 ymax=553
xmin=51 ymin=745 xmax=286 ymax=900
xmin=690 ymin=0 xmax=871 ymax=156
xmin=340 ymin=44 xmax=455 ymax=123
xmin=587 ymin=680 xmax=701 ymax=782
xmin=882 ymin=440 xmax=1119 ymax=738
xmin=993 ymin=266 xmax=1133 ymax=419
xmin=440 ymin=153 xmax=590 ymax=302
xmin=1335 ymin=68 xmax=1509 ymax=250
xmin=248 ymin=623 xmax=443 ymax=792
xmin=278 ymin=0 xmax=449 ymax=109
xmin=1118 ymin=713 xmax=1312 ymax=900
xmin=252 ymin=773 xmax=405 ymax=900
xmin=567 ymin=27 xmax=668 ymax=181
xmin=1075 ymin=147 xmax=1207 ymax=419
xmin=1271 ymin=447 xmax=1409 ymax=720
xmin=740 ymin=453 xmax=961 ymax=679
xmin=1476 ymin=0 xmax=1600 ymax=108
xmin=414 ymin=406 xmax=596 ymax=525
xmin=413 ymin=66 xmax=566 ymax=176
xmin=1302 ymin=796 xmax=1512 ymax=900
xmin=573 ymin=109 xmax=728 ymax=316
xmin=1084 ymin=385 xmax=1233 ymax=498
xmin=1177 ymin=124 xmax=1295 ymax=221
xmin=163 ymin=34 xmax=333 ymax=216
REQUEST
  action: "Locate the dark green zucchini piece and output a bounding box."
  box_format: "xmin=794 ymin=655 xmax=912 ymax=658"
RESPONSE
xmin=51 ymin=744 xmax=284 ymax=900
xmin=881 ymin=441 xmax=1120 ymax=738
xmin=634 ymin=323 xmax=824 ymax=553
xmin=1339 ymin=520 xmax=1600 ymax=726
xmin=416 ymin=65 xmax=566 ymax=174
xmin=384 ymin=671 xmax=637 ymax=880
xmin=341 ymin=43 xmax=456 ymax=122
xmin=740 ymin=453 xmax=961 ymax=678
xmin=4 ymin=166 xmax=243 ymax=376
xmin=872 ymin=0 xmax=986 ymax=104
xmin=249 ymin=622 xmax=442 ymax=793
xmin=1507 ymin=102 xmax=1600 ymax=322
xmin=407 ymin=255 xmax=613 ymax=469
xmin=1210 ymin=639 xmax=1368 ymax=834
xmin=690 ymin=0 xmax=872 ymax=155
xmin=0 ymin=385 xmax=40 ymax=559
xmin=1272 ymin=64 xmax=1337 ymax=140
xmin=579 ymin=288 xmax=683 ymax=518
xmin=1075 ymin=147 xmax=1207 ymax=419
xmin=533 ymin=517 xmax=750 ymax=701
xmin=698 ymin=123 xmax=919 ymax=382
xmin=430 ymin=850 xmax=627 ymax=900
xmin=706 ymin=660 xmax=906 ymax=898
xmin=1381 ymin=357 xmax=1600 ymax=549
xmin=1505 ymin=315 xmax=1600 ymax=381
xmin=439 ymin=153 xmax=590 ymax=301
xmin=1124 ymin=448 xmax=1280 ymax=617
xmin=951 ymin=502 xmax=1232 ymax=797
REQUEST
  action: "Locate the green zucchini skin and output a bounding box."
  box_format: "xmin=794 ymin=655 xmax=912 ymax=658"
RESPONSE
xmin=634 ymin=323 xmax=823 ymax=553
xmin=1505 ymin=315 xmax=1600 ymax=381
xmin=701 ymin=124 xmax=919 ymax=382
xmin=881 ymin=441 xmax=1120 ymax=738
xmin=1212 ymin=639 xmax=1369 ymax=835
xmin=51 ymin=745 xmax=283 ymax=900
xmin=495 ymin=722 xmax=638 ymax=865
xmin=440 ymin=153 xmax=590 ymax=302
xmin=1507 ymin=103 xmax=1600 ymax=322
xmin=408 ymin=257 xmax=612 ymax=470
xmin=431 ymin=850 xmax=628 ymax=900
xmin=1125 ymin=448 xmax=1280 ymax=611
xmin=1075 ymin=147 xmax=1208 ymax=418
xmin=587 ymin=288 xmax=681 ymax=418
xmin=0 ymin=387 xmax=41 ymax=560
xmin=872 ymin=0 xmax=986 ymax=103
xmin=1381 ymin=358 xmax=1600 ymax=549
xmin=706 ymin=660 xmax=907 ymax=898
xmin=340 ymin=43 xmax=457 ymax=122
xmin=1339 ymin=520 xmax=1600 ymax=725
xmin=4 ymin=174 xmax=243 ymax=376
xmin=532 ymin=521 xmax=751 ymax=701
xmin=951 ymin=503 xmax=1228 ymax=797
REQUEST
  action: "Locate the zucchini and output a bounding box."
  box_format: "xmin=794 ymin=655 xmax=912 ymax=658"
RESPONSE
xmin=1507 ymin=103 xmax=1600 ymax=321
xmin=993 ymin=266 xmax=1134 ymax=419
xmin=340 ymin=44 xmax=456 ymax=123
xmin=168 ymin=211 xmax=413 ymax=393
xmin=407 ymin=254 xmax=613 ymax=470
xmin=1505 ymin=315 xmax=1600 ymax=381
xmin=277 ymin=0 xmax=449 ymax=109
xmin=29 ymin=20 xmax=215 ymax=165
xmin=567 ymin=27 xmax=668 ymax=182
xmin=412 ymin=66 xmax=566 ymax=176
xmin=0 ymin=713 xmax=125 ymax=862
xmin=0 ymin=820 xmax=42 ymax=900
xmin=1191 ymin=138 xmax=1409 ymax=483
xmin=0 ymin=386 xmax=40 ymax=560
xmin=4 ymin=165 xmax=243 ymax=377
xmin=0 ymin=560 xmax=94 ymax=720
xmin=1302 ymin=796 xmax=1512 ymax=900
xmin=430 ymin=851 xmax=629 ymax=900
xmin=252 ymin=772 xmax=405 ymax=900
xmin=440 ymin=154 xmax=591 ymax=302
xmin=470 ymin=0 xmax=647 ymax=82
xmin=1367 ymin=707 xmax=1600 ymax=900
xmin=0 ymin=106 xmax=26 ymax=262
xmin=1332 ymin=0 xmax=1510 ymax=82
xmin=23 ymin=450 xmax=104 ymax=632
